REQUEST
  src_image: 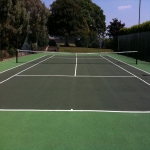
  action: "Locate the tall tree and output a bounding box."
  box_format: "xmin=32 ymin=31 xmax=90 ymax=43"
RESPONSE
xmin=24 ymin=0 xmax=50 ymax=47
xmin=48 ymin=0 xmax=106 ymax=47
xmin=74 ymin=0 xmax=106 ymax=34
xmin=0 ymin=0 xmax=50 ymax=53
xmin=106 ymin=18 xmax=125 ymax=50
xmin=106 ymin=18 xmax=125 ymax=38
xmin=0 ymin=0 xmax=28 ymax=50
xmin=47 ymin=0 xmax=89 ymax=36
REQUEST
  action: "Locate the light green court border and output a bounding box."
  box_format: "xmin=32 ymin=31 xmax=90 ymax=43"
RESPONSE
xmin=0 ymin=112 xmax=150 ymax=150
xmin=0 ymin=53 xmax=46 ymax=73
xmin=109 ymin=54 xmax=150 ymax=73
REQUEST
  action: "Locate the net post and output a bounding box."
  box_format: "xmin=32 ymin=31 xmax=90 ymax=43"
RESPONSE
xmin=16 ymin=49 xmax=18 ymax=63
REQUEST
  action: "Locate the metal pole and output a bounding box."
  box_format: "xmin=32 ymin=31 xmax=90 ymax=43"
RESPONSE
xmin=16 ymin=37 xmax=18 ymax=63
xmin=16 ymin=49 xmax=18 ymax=63
xmin=1 ymin=30 xmax=3 ymax=61
xmin=0 ymin=32 xmax=2 ymax=61
xmin=136 ymin=0 xmax=141 ymax=65
xmin=138 ymin=0 xmax=141 ymax=26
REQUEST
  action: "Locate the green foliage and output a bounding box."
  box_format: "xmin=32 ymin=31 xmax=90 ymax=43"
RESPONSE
xmin=104 ymin=38 xmax=113 ymax=49
xmin=104 ymin=38 xmax=118 ymax=50
xmin=119 ymin=21 xmax=150 ymax=35
xmin=106 ymin=18 xmax=125 ymax=51
xmin=48 ymin=0 xmax=88 ymax=36
xmin=0 ymin=0 xmax=50 ymax=57
xmin=74 ymin=0 xmax=106 ymax=34
xmin=47 ymin=0 xmax=106 ymax=48
xmin=107 ymin=18 xmax=125 ymax=38
xmin=75 ymin=31 xmax=99 ymax=48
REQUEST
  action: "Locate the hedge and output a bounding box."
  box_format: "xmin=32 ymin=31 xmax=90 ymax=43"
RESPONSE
xmin=119 ymin=21 xmax=150 ymax=35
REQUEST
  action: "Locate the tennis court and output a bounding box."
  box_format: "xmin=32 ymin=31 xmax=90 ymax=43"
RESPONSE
xmin=0 ymin=52 xmax=150 ymax=149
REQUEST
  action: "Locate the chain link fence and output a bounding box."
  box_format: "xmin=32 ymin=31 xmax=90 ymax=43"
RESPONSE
xmin=118 ymin=31 xmax=150 ymax=62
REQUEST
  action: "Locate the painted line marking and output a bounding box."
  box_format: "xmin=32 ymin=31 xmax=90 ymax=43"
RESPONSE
xmin=108 ymin=55 xmax=150 ymax=75
xmin=0 ymin=55 xmax=47 ymax=74
xmin=0 ymin=109 xmax=150 ymax=113
xmin=0 ymin=56 xmax=54 ymax=84
xmin=51 ymin=57 xmax=104 ymax=59
xmin=16 ymin=75 xmax=135 ymax=78
xmin=74 ymin=53 xmax=77 ymax=76
xmin=100 ymin=55 xmax=150 ymax=86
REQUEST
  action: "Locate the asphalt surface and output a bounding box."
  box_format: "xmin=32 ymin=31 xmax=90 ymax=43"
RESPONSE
xmin=0 ymin=55 xmax=150 ymax=111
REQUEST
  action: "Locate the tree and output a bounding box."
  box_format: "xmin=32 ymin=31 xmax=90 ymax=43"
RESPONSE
xmin=0 ymin=0 xmax=50 ymax=54
xmin=48 ymin=0 xmax=106 ymax=47
xmin=106 ymin=18 xmax=125 ymax=50
xmin=74 ymin=0 xmax=106 ymax=48
xmin=106 ymin=18 xmax=125 ymax=38
xmin=24 ymin=0 xmax=50 ymax=48
xmin=48 ymin=0 xmax=88 ymax=37
xmin=74 ymin=0 xmax=106 ymax=34
xmin=0 ymin=0 xmax=28 ymax=54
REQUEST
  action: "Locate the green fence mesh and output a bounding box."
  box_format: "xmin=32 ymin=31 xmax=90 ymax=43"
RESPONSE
xmin=118 ymin=31 xmax=150 ymax=62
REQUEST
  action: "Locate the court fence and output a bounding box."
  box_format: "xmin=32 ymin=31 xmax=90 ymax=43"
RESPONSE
xmin=118 ymin=31 xmax=150 ymax=62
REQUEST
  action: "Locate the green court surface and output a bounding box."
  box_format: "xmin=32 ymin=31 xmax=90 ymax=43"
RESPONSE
xmin=0 ymin=52 xmax=150 ymax=73
xmin=0 ymin=112 xmax=150 ymax=150
xmin=0 ymin=53 xmax=46 ymax=73
xmin=109 ymin=54 xmax=150 ymax=73
xmin=0 ymin=52 xmax=150 ymax=150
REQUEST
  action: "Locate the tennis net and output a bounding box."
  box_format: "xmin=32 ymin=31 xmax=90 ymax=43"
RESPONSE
xmin=16 ymin=49 xmax=138 ymax=64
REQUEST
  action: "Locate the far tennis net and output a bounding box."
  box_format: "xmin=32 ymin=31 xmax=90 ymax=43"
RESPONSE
xmin=16 ymin=49 xmax=138 ymax=64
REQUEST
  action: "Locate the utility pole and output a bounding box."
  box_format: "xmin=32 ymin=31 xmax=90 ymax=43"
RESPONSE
xmin=136 ymin=0 xmax=141 ymax=65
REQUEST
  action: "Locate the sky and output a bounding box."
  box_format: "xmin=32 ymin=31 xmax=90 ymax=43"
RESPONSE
xmin=41 ymin=0 xmax=150 ymax=28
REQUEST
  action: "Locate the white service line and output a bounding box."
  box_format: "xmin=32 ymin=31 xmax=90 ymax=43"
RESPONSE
xmin=0 ymin=109 xmax=150 ymax=113
xmin=0 ymin=55 xmax=54 ymax=84
xmin=17 ymin=75 xmax=75 ymax=77
xmin=16 ymin=75 xmax=134 ymax=78
xmin=0 ymin=55 xmax=46 ymax=74
xmin=100 ymin=55 xmax=150 ymax=86
xmin=74 ymin=53 xmax=77 ymax=76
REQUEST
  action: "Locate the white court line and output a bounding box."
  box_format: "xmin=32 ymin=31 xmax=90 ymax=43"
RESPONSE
xmin=0 ymin=56 xmax=54 ymax=84
xmin=0 ymin=55 xmax=46 ymax=74
xmin=108 ymin=55 xmax=150 ymax=75
xmin=16 ymin=75 xmax=134 ymax=78
xmin=52 ymin=57 xmax=104 ymax=59
xmin=17 ymin=75 xmax=76 ymax=77
xmin=0 ymin=109 xmax=150 ymax=113
xmin=101 ymin=55 xmax=150 ymax=86
xmin=74 ymin=53 xmax=77 ymax=76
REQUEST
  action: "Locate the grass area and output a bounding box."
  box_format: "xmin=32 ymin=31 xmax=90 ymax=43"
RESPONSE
xmin=0 ymin=112 xmax=150 ymax=150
